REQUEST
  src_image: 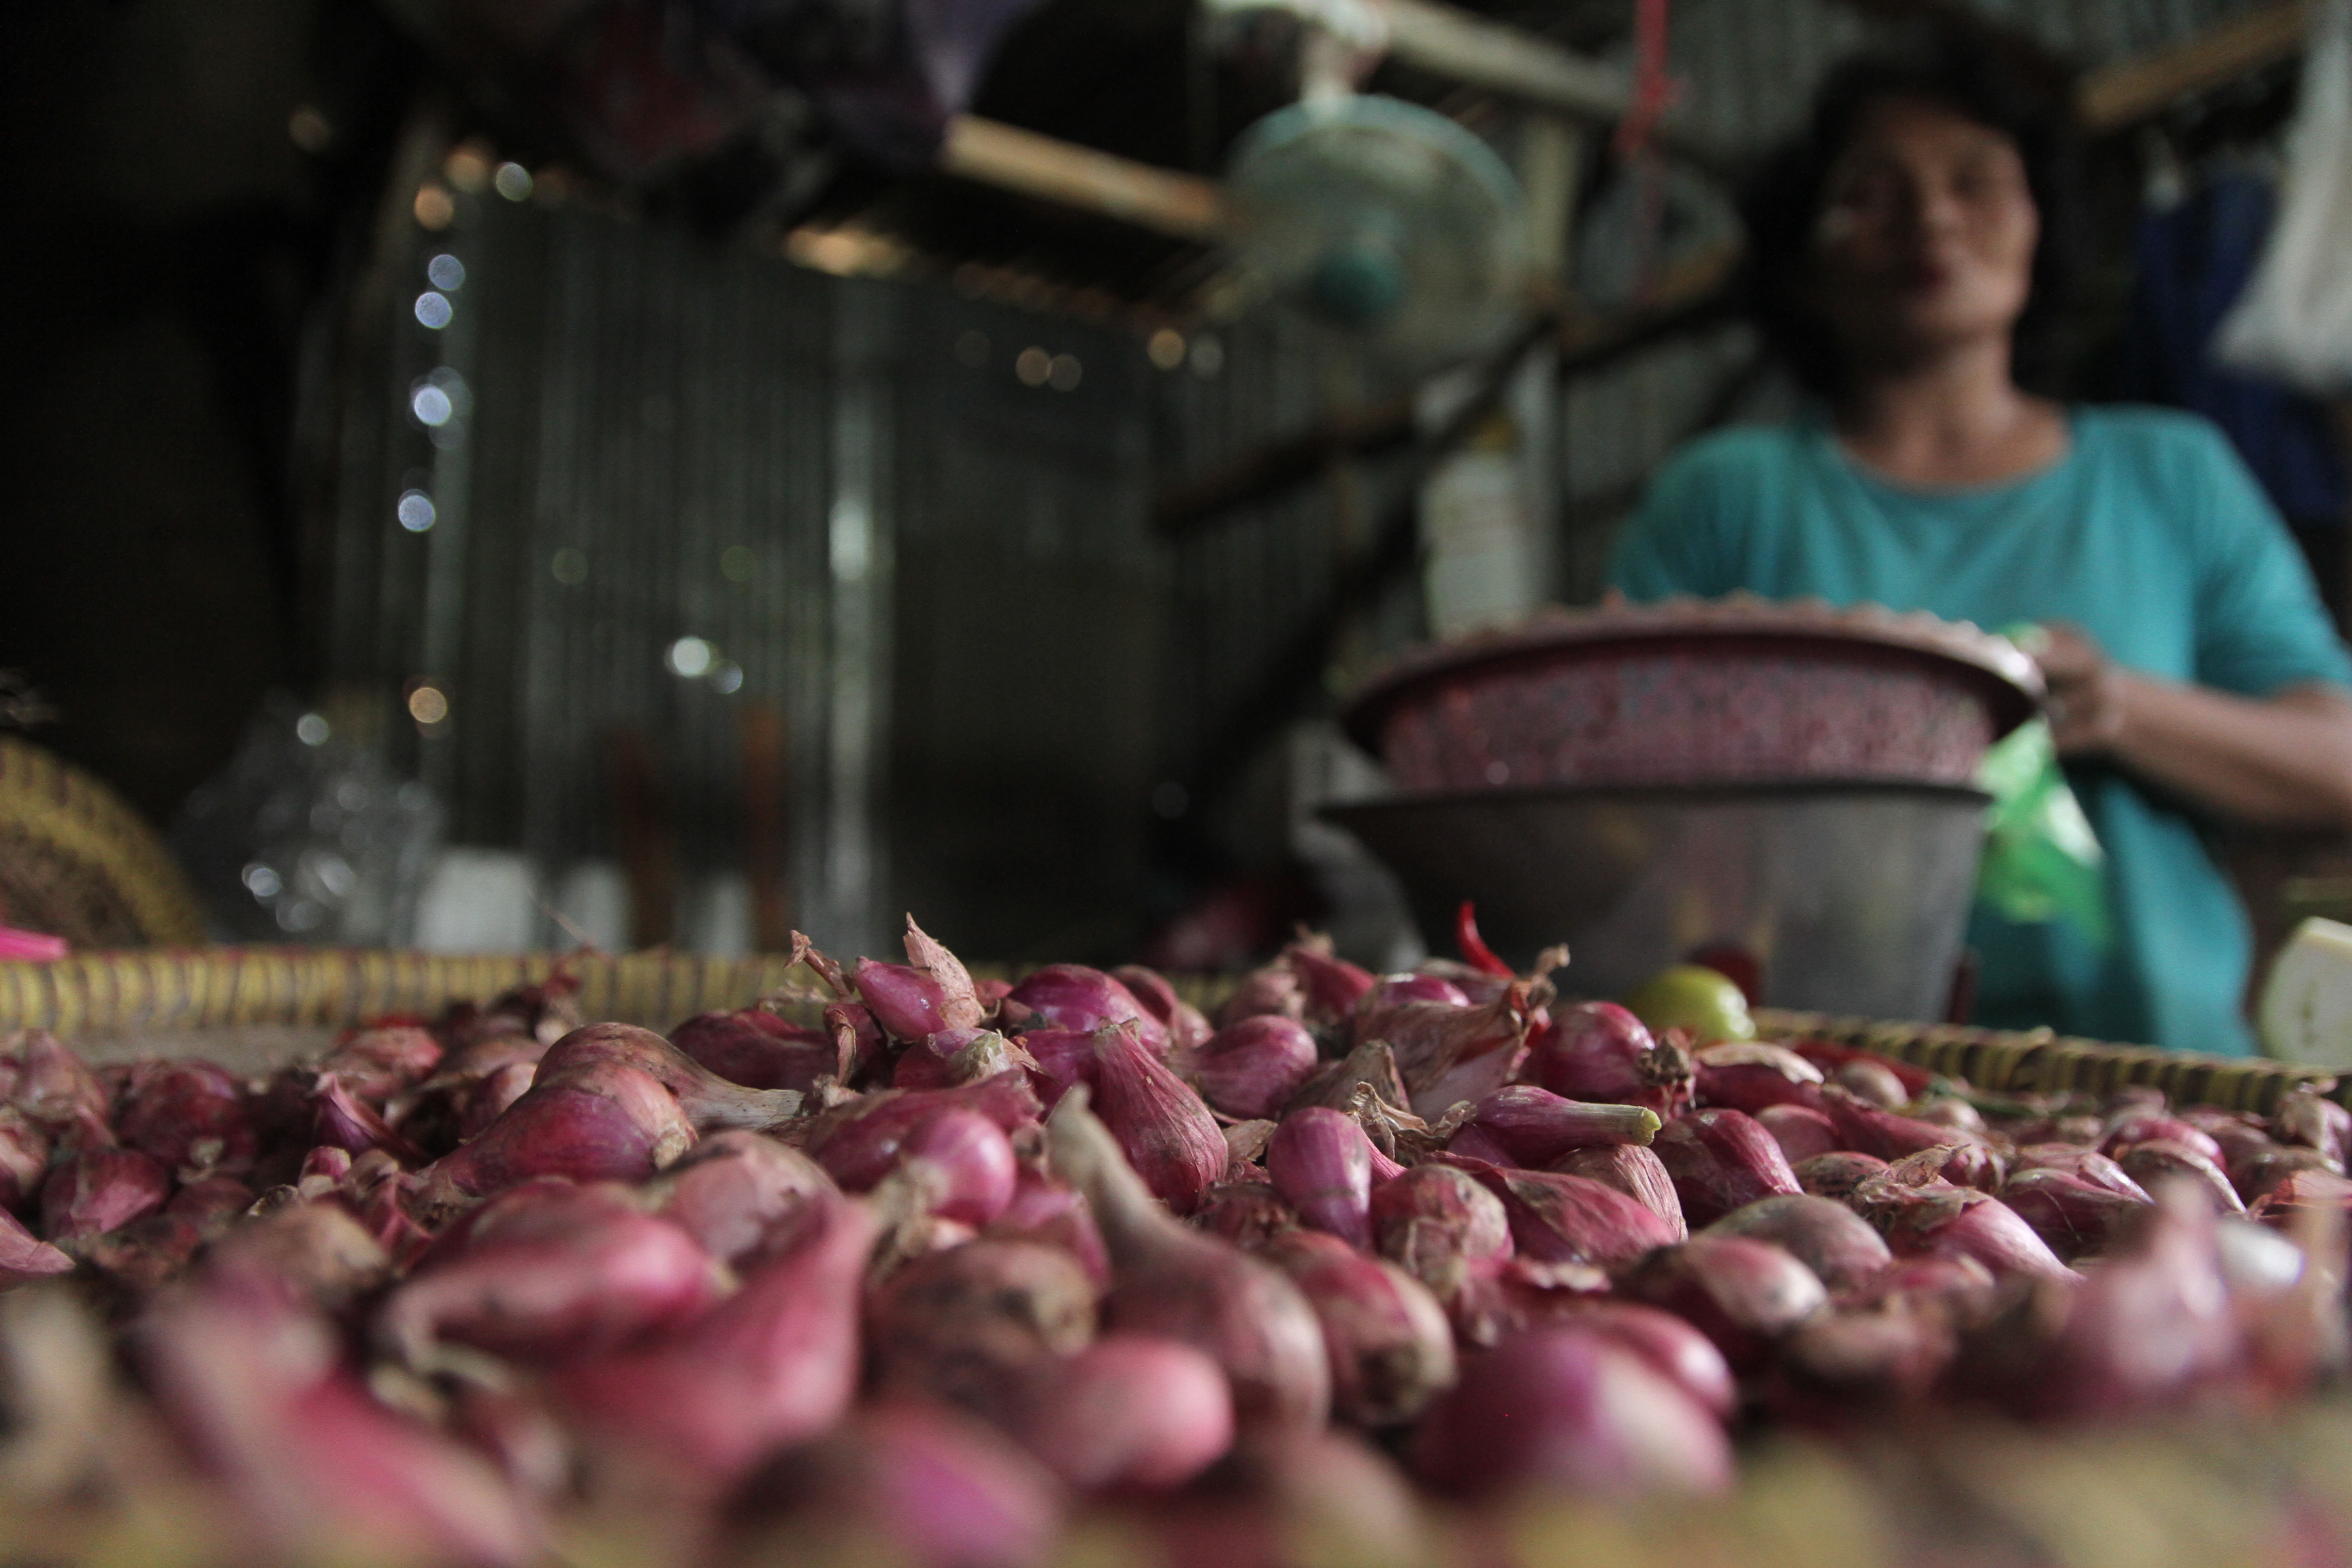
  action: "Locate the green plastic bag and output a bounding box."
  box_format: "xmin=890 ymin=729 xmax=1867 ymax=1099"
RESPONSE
xmin=1973 ymin=628 xmax=2113 ymax=951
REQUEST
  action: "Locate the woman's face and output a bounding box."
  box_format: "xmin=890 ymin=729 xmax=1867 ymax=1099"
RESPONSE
xmin=1806 ymin=95 xmax=2039 ymax=371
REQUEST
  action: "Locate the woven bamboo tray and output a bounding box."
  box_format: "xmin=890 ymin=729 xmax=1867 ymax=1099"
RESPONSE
xmin=0 ymin=949 xmax=2336 ymax=1114
xmin=1755 ymin=1008 xmax=2340 ymax=1115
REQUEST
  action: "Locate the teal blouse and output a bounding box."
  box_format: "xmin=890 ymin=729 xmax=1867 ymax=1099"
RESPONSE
xmin=1609 ymin=406 xmax=2352 ymax=1054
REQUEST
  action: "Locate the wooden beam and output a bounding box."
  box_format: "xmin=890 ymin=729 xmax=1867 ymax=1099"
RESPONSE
xmin=1373 ymin=0 xmax=1632 ymax=122
xmin=1156 ymin=399 xmax=1419 ymax=534
xmin=2077 ymin=0 xmax=2310 ymax=132
xmin=938 ymin=114 xmax=1233 ymax=242
xmin=1154 ymin=244 xmax=1743 ymax=536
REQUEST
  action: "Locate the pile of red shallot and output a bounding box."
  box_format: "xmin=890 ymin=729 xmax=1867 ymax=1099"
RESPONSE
xmin=3 ymin=918 xmax=2350 ymax=1568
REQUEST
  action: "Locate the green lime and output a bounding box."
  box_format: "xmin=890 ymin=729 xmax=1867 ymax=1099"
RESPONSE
xmin=1623 ymin=964 xmax=1756 ymax=1044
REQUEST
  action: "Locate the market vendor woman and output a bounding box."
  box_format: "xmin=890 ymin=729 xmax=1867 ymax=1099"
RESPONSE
xmin=1610 ymin=42 xmax=2352 ymax=1054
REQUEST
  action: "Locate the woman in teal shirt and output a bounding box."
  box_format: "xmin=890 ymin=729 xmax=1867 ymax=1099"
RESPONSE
xmin=1610 ymin=42 xmax=2352 ymax=1054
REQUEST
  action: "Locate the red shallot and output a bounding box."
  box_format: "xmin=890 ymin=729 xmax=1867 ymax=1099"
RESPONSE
xmin=117 ymin=1060 xmax=257 ymax=1175
xmin=1795 ymin=1151 xmax=1892 ymax=1202
xmin=1650 ymin=1108 xmax=1801 ymax=1227
xmin=1409 ymin=1326 xmax=1732 ymax=1501
xmin=554 ymin=1189 xmax=877 ymax=1487
xmin=671 ymin=1009 xmax=838 ymax=1093
xmin=725 ymin=1397 xmax=1063 ymax=1568
xmin=1616 ymin=1234 xmax=1828 ymax=1373
xmin=1370 ymin=1162 xmax=1514 ymax=1300
xmin=1260 ymin=1228 xmax=1456 ymax=1425
xmin=421 ymin=1061 xmax=696 ymax=1207
xmin=144 ymin=1271 xmax=540 ymax=1565
xmin=1046 ymin=1088 xmax=1330 ymax=1430
xmin=1434 ymin=1156 xmax=1678 ymax=1271
xmin=1521 ymin=1002 xmax=1690 ymax=1118
xmin=865 ymin=1238 xmax=1098 ymax=1407
xmin=1006 ymin=966 xmax=1168 ymax=1054
xmin=1000 ymin=1333 xmax=1233 ymax=1490
xmin=534 ymin=1024 xmax=802 ymax=1131
xmin=1111 ymin=965 xmax=1214 ymax=1054
xmin=1267 ymin=1107 xmax=1376 ymax=1249
xmin=1703 ymin=1194 xmax=1892 ymax=1292
xmin=2001 ymin=1168 xmax=2155 ymax=1261
xmin=1469 ymin=1085 xmax=1660 ymax=1165
xmin=1757 ymin=1103 xmax=1840 ymax=1165
xmin=643 ymin=1130 xmax=834 ymax=1262
xmin=1187 ymin=1016 xmax=1318 ymax=1121
xmin=1088 ymin=1024 xmax=1225 ymax=1216
xmin=379 ymin=1180 xmax=723 ymax=1367
xmin=1552 ymin=1143 xmax=1686 ymax=1239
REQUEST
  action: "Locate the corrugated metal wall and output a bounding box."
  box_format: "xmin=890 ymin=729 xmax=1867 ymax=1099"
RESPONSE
xmin=325 ymin=189 xmax=1341 ymax=962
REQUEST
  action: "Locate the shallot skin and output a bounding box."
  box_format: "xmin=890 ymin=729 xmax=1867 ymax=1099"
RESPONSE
xmin=0 ymin=1204 xmax=74 ymax=1286
xmin=42 ymin=1143 xmax=172 ymax=1241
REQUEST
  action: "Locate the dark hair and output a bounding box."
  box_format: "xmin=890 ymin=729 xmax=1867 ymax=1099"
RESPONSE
xmin=1739 ymin=32 xmax=2082 ymax=400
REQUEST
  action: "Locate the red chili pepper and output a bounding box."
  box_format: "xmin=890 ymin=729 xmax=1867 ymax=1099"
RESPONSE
xmin=1454 ymin=902 xmax=1515 ymax=978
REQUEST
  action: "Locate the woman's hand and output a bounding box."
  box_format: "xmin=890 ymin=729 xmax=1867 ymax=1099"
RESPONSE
xmin=2034 ymin=623 xmax=2130 ymax=755
xmin=2028 ymin=621 xmax=2352 ymax=832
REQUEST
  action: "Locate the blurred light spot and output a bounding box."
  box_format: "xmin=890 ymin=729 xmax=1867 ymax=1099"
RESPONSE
xmin=1015 ymin=347 xmax=1051 ymax=387
xmin=1047 ymin=353 xmax=1083 ymax=391
xmin=295 ymin=712 xmax=331 ymax=746
xmin=312 ymin=853 xmax=355 ymax=898
xmin=410 ymin=385 xmax=453 ymax=427
xmin=397 ymin=490 xmax=436 ymax=532
xmin=785 ymin=227 xmax=865 ymax=275
xmin=242 ymin=863 xmax=282 ymax=898
xmin=711 ymin=662 xmax=745 ymax=695
xmin=287 ymin=106 xmax=333 ymax=153
xmin=408 ymin=685 xmax=450 ymax=725
xmin=1147 ymin=328 xmax=1186 ymax=370
xmin=1152 ymin=781 xmax=1189 ymax=819
xmin=414 ymin=291 xmax=453 ymax=329
xmin=277 ymin=900 xmax=323 ymax=934
xmin=444 ymin=144 xmax=492 ymax=194
xmin=413 ymin=184 xmax=455 ymax=230
xmin=551 ymin=547 xmax=588 ymax=585
xmin=668 ymin=636 xmax=715 ymax=678
xmin=1484 ymin=760 xmax=1509 ymax=785
xmin=493 ymin=162 xmax=534 ymax=201
xmin=1189 ymin=334 xmax=1224 ymax=377
xmin=427 ymin=253 xmax=466 ymax=291
xmin=720 ymin=545 xmax=757 ymax=583
xmin=954 ymin=330 xmax=990 ymax=367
